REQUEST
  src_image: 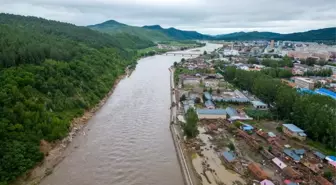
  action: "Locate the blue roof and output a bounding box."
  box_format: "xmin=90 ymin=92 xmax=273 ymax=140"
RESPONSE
xmin=297 ymin=88 xmax=316 ymax=95
xmin=293 ymin=149 xmax=305 ymax=155
xmin=315 ymin=88 xmax=336 ymax=100
xmin=213 ymin=97 xmax=249 ymax=103
xmin=241 ymin=123 xmax=254 ymax=131
xmin=222 ymin=151 xmax=236 ymax=162
xmin=284 ymin=149 xmax=301 ymax=161
xmin=204 ymin=92 xmax=212 ymax=100
xmin=326 ymin=156 xmax=336 ymax=161
xmin=314 ymin=151 xmax=326 ymax=159
xmin=283 ymin=124 xmax=304 ymax=133
xmin=226 ymin=107 xmax=239 ymax=117
xmin=205 ymin=100 xmax=215 ymax=107
xmin=197 ymin=109 xmax=226 ymax=115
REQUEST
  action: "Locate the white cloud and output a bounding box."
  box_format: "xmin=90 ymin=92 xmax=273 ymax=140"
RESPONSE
xmin=0 ymin=0 xmax=335 ymax=34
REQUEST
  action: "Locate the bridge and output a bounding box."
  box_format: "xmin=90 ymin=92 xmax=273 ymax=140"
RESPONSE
xmin=164 ymin=52 xmax=200 ymax=57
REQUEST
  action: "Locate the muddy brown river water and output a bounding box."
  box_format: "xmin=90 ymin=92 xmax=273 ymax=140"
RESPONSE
xmin=40 ymin=43 xmax=221 ymax=185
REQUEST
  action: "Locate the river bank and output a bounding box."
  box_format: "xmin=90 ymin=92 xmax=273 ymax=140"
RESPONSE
xmin=12 ymin=68 xmax=130 ymax=185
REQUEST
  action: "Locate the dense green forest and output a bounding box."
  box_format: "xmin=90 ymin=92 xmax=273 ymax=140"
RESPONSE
xmin=222 ymin=67 xmax=336 ymax=150
xmin=0 ymin=13 xmax=153 ymax=184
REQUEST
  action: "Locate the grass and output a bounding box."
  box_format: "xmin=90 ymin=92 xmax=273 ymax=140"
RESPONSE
xmin=306 ymin=140 xmax=336 ymax=156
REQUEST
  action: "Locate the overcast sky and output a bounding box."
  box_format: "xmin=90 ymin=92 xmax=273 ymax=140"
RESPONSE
xmin=1 ymin=0 xmax=336 ymax=35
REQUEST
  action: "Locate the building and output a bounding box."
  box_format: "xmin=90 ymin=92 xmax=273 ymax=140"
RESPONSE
xmin=182 ymin=77 xmax=201 ymax=86
xmin=203 ymin=92 xmax=212 ymax=100
xmin=197 ymin=109 xmax=226 ymax=120
xmin=270 ymin=40 xmax=274 ymax=48
xmin=284 ymin=149 xmax=301 ymax=162
xmin=247 ymin=163 xmax=268 ymax=180
xmin=260 ymin=179 xmax=275 ymax=185
xmin=314 ymin=176 xmax=333 ymax=185
xmin=222 ymin=151 xmax=236 ymax=163
xmin=204 ymin=100 xmax=215 ymax=109
xmin=251 ymin=101 xmax=268 ymax=110
xmin=282 ymin=124 xmax=307 ymax=140
xmin=315 ymin=88 xmax=336 ymax=100
xmin=294 ymin=77 xmax=315 ymax=90
xmin=283 ymin=166 xmax=302 ymax=179
xmin=272 ymin=157 xmax=287 ymax=169
xmin=226 ymin=107 xmax=253 ymax=122
xmin=314 ymin=151 xmax=326 ymax=160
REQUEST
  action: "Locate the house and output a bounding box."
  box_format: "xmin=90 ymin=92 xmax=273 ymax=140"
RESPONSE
xmin=284 ymin=149 xmax=301 ymax=162
xmin=204 ymin=100 xmax=215 ymax=109
xmin=272 ymin=157 xmax=287 ymax=169
xmin=314 ymin=151 xmax=326 ymax=160
xmin=247 ymin=163 xmax=268 ymax=180
xmin=182 ymin=77 xmax=201 ymax=86
xmin=222 ymin=151 xmax=236 ymax=163
xmin=251 ymin=100 xmax=268 ymax=110
xmin=284 ymin=180 xmax=298 ymax=185
xmin=241 ymin=123 xmax=254 ymax=131
xmin=294 ymin=77 xmax=315 ymax=90
xmin=268 ymin=132 xmax=276 ymax=138
xmin=203 ymin=92 xmax=212 ymax=100
xmin=226 ymin=107 xmax=253 ymax=122
xmin=293 ymin=149 xmax=305 ymax=155
xmin=260 ymin=180 xmax=275 ymax=185
xmin=197 ymin=109 xmax=226 ymax=120
xmin=302 ymin=162 xmax=320 ymax=173
xmin=315 ymin=88 xmax=336 ymax=100
xmin=282 ymin=124 xmax=307 ymax=140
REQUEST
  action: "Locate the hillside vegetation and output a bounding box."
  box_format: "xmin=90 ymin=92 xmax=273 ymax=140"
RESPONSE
xmin=0 ymin=13 xmax=151 ymax=184
xmin=143 ymin=25 xmax=212 ymax=40
xmin=88 ymin=20 xmax=171 ymax=41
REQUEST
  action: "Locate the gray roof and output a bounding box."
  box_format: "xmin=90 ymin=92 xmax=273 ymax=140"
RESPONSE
xmin=197 ymin=109 xmax=226 ymax=115
xmin=222 ymin=151 xmax=236 ymax=162
xmin=205 ymin=100 xmax=215 ymax=107
xmin=314 ymin=151 xmax=326 ymax=159
xmin=284 ymin=149 xmax=301 ymax=161
xmin=283 ymin=124 xmax=304 ymax=133
xmin=226 ymin=107 xmax=239 ymax=117
xmin=204 ymin=92 xmax=212 ymax=100
xmin=293 ymin=149 xmax=305 ymax=155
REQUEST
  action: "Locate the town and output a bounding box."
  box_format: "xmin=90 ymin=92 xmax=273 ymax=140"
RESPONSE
xmin=170 ymin=40 xmax=336 ymax=185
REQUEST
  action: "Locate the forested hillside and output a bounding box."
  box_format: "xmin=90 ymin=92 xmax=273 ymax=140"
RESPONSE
xmin=0 ymin=13 xmax=150 ymax=184
xmin=88 ymin=20 xmax=172 ymax=41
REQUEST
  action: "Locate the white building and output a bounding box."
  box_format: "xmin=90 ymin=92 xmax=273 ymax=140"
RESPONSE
xmin=294 ymin=77 xmax=315 ymax=89
xmin=182 ymin=77 xmax=201 ymax=86
xmin=223 ymin=49 xmax=239 ymax=56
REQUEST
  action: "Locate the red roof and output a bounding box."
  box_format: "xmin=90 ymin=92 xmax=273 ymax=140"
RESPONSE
xmin=248 ymin=163 xmax=268 ymax=180
xmin=208 ymin=124 xmax=217 ymax=130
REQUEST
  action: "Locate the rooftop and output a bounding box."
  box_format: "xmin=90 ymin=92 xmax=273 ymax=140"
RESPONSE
xmin=293 ymin=149 xmax=305 ymax=155
xmin=226 ymin=107 xmax=239 ymax=117
xmin=315 ymin=88 xmax=336 ymax=100
xmin=314 ymin=151 xmax=326 ymax=159
xmin=272 ymin=157 xmax=287 ymax=169
xmin=222 ymin=151 xmax=236 ymax=162
xmin=284 ymin=149 xmax=301 ymax=162
xmin=197 ymin=109 xmax=226 ymax=115
xmin=283 ymin=124 xmax=304 ymax=133
xmin=326 ymin=156 xmax=336 ymax=162
xmin=247 ymin=163 xmax=268 ymax=180
xmin=251 ymin=100 xmax=267 ymax=107
xmin=260 ymin=180 xmax=275 ymax=185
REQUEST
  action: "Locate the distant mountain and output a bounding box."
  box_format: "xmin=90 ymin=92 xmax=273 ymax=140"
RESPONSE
xmin=88 ymin=20 xmax=171 ymax=41
xmin=214 ymin=28 xmax=336 ymax=42
xmin=143 ymin=25 xmax=211 ymax=40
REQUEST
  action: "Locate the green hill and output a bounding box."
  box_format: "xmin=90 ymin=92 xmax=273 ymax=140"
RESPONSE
xmin=88 ymin=20 xmax=172 ymax=41
xmin=0 ymin=13 xmax=152 ymax=184
xmin=214 ymin=27 xmax=336 ymax=42
xmin=143 ymin=25 xmax=212 ymax=40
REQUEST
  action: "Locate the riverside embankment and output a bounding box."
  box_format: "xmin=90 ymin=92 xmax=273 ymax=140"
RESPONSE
xmin=38 ymin=43 xmax=221 ymax=185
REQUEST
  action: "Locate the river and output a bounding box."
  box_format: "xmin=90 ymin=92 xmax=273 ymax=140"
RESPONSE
xmin=40 ymin=43 xmax=222 ymax=185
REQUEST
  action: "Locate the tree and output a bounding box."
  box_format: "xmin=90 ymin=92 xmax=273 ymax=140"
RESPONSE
xmin=183 ymin=108 xmax=199 ymax=138
xmin=323 ymin=170 xmax=333 ymax=181
xmin=228 ymin=142 xmax=235 ymax=151
xmin=181 ymin=58 xmax=185 ymax=62
xmin=203 ymin=51 xmax=207 ymax=55
xmin=195 ymin=97 xmax=201 ymax=104
xmin=247 ymin=57 xmax=258 ymax=64
xmin=173 ymin=61 xmax=177 ymax=67
xmin=216 ymin=88 xmax=220 ymax=94
xmin=180 ymin=94 xmax=187 ymax=102
xmin=209 ymin=87 xmax=213 ymax=94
